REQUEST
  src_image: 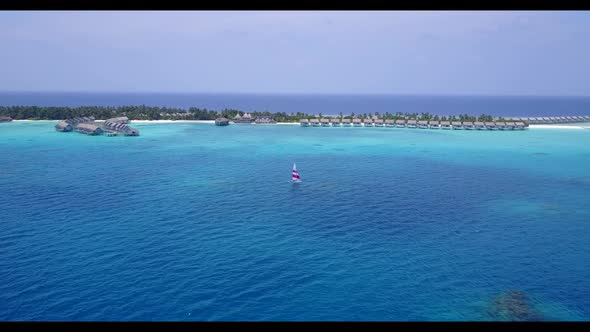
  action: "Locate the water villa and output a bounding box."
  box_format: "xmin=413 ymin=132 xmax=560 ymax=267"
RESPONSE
xmin=300 ymin=119 xmax=310 ymax=127
xmin=407 ymin=120 xmax=417 ymax=128
xmin=451 ymin=121 xmax=463 ymax=129
xmin=107 ymin=116 xmax=129 ymax=124
xmin=320 ymin=118 xmax=331 ymax=127
xmin=385 ymin=119 xmax=395 ymax=127
xmin=215 ymin=117 xmax=229 ymax=126
xmin=395 ymin=119 xmax=406 ymax=128
xmin=0 ymin=116 xmax=12 ymax=122
xmin=353 ymin=118 xmax=362 ymax=127
xmin=441 ymin=121 xmax=451 ymax=130
xmin=331 ymin=118 xmax=341 ymax=127
xmin=55 ymin=121 xmax=73 ymax=132
xmin=310 ymin=118 xmax=321 ymax=127
xmin=75 ymin=123 xmax=103 ymax=136
xmin=429 ymin=120 xmax=440 ymax=129
xmin=474 ymin=122 xmax=485 ymax=130
xmin=374 ymin=119 xmax=384 ymax=127
xmin=418 ymin=120 xmax=429 ymax=129
xmin=496 ymin=122 xmax=507 ymax=130
xmin=363 ymin=118 xmax=373 ymax=127
xmin=342 ymin=118 xmax=352 ymax=126
xmin=485 ymin=122 xmax=497 ymax=130
xmin=463 ymin=122 xmax=475 ymax=130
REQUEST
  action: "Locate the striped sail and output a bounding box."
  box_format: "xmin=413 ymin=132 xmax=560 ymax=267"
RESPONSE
xmin=292 ymin=163 xmax=301 ymax=183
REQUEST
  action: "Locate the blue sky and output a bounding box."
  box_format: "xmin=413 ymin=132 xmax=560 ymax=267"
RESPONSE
xmin=1 ymin=11 xmax=589 ymax=96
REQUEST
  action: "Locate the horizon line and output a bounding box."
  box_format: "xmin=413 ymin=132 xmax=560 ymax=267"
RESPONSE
xmin=1 ymin=90 xmax=590 ymax=99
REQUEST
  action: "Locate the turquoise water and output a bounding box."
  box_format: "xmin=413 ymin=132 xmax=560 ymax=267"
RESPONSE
xmin=0 ymin=121 xmax=589 ymax=321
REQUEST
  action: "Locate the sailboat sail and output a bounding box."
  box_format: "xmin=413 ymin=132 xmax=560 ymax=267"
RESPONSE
xmin=292 ymin=163 xmax=301 ymax=183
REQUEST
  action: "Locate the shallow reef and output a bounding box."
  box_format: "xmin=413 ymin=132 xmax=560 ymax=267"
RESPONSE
xmin=486 ymin=290 xmax=544 ymax=321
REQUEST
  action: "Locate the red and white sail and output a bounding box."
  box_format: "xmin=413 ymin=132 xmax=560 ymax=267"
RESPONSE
xmin=292 ymin=163 xmax=301 ymax=183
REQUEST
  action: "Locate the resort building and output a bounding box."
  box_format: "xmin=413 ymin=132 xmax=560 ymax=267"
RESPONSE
xmin=374 ymin=119 xmax=384 ymax=127
xmin=75 ymin=123 xmax=103 ymax=136
xmin=331 ymin=118 xmax=341 ymax=127
xmin=310 ymin=118 xmax=321 ymax=127
xmin=363 ymin=118 xmax=373 ymax=127
xmin=418 ymin=120 xmax=429 ymax=129
xmin=496 ymin=122 xmax=507 ymax=130
xmin=55 ymin=121 xmax=73 ymax=132
xmin=300 ymin=119 xmax=310 ymax=127
xmin=342 ymin=118 xmax=352 ymax=127
xmin=451 ymin=121 xmax=463 ymax=129
xmin=255 ymin=116 xmax=276 ymax=124
xmin=215 ymin=117 xmax=229 ymax=126
xmin=0 ymin=116 xmax=12 ymax=122
xmin=440 ymin=121 xmax=451 ymax=129
xmin=485 ymin=122 xmax=497 ymax=130
xmin=406 ymin=120 xmax=417 ymax=128
xmin=385 ymin=119 xmax=395 ymax=127
xmin=474 ymin=121 xmax=485 ymax=130
xmin=429 ymin=120 xmax=440 ymax=129
xmin=505 ymin=122 xmax=516 ymax=130
xmin=234 ymin=112 xmax=254 ymax=124
xmin=320 ymin=118 xmax=331 ymax=127
xmin=107 ymin=116 xmax=129 ymax=124
xmin=395 ymin=119 xmax=406 ymax=128
xmin=353 ymin=118 xmax=363 ymax=127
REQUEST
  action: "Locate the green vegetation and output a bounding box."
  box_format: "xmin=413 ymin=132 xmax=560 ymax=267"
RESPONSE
xmin=0 ymin=105 xmax=500 ymax=123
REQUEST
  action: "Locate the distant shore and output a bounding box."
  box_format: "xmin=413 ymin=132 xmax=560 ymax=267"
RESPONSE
xmin=9 ymin=119 xmax=589 ymax=129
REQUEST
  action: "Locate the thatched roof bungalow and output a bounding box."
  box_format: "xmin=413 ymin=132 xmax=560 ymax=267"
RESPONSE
xmin=352 ymin=118 xmax=362 ymax=126
xmin=474 ymin=121 xmax=485 ymax=130
xmin=310 ymin=118 xmax=321 ymax=127
xmin=107 ymin=116 xmax=129 ymax=124
xmin=75 ymin=123 xmax=103 ymax=135
xmin=406 ymin=120 xmax=417 ymax=128
xmin=505 ymin=121 xmax=516 ymax=130
xmin=55 ymin=121 xmax=73 ymax=132
xmin=300 ymin=119 xmax=310 ymax=127
xmin=385 ymin=119 xmax=395 ymax=127
xmin=429 ymin=120 xmax=440 ymax=129
xmin=374 ymin=119 xmax=384 ymax=127
xmin=342 ymin=118 xmax=352 ymax=126
xmin=331 ymin=118 xmax=341 ymax=126
xmin=418 ymin=120 xmax=429 ymax=129
xmin=395 ymin=119 xmax=406 ymax=127
xmin=451 ymin=121 xmax=462 ymax=129
xmin=514 ymin=121 xmax=526 ymax=129
xmin=485 ymin=122 xmax=497 ymax=130
xmin=440 ymin=121 xmax=451 ymax=129
xmin=255 ymin=116 xmax=276 ymax=124
xmin=320 ymin=118 xmax=331 ymax=126
xmin=495 ymin=122 xmax=507 ymax=130
xmin=0 ymin=116 xmax=12 ymax=122
xmin=363 ymin=118 xmax=373 ymax=127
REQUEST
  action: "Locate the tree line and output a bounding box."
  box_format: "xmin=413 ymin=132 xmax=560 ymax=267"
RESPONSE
xmin=0 ymin=105 xmax=502 ymax=122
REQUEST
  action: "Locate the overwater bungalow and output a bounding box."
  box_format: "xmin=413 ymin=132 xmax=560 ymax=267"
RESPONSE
xmin=542 ymin=117 xmax=551 ymax=123
xmin=215 ymin=117 xmax=229 ymax=126
xmin=363 ymin=118 xmax=373 ymax=127
xmin=374 ymin=119 xmax=384 ymax=127
xmin=0 ymin=116 xmax=12 ymax=122
xmin=485 ymin=122 xmax=497 ymax=130
xmin=320 ymin=118 xmax=331 ymax=127
xmin=474 ymin=121 xmax=485 ymax=130
xmin=429 ymin=120 xmax=440 ymax=129
xmin=505 ymin=122 xmax=516 ymax=130
xmin=440 ymin=121 xmax=451 ymax=130
xmin=385 ymin=119 xmax=395 ymax=127
xmin=463 ymin=121 xmax=475 ymax=130
xmin=75 ymin=123 xmax=103 ymax=135
xmin=55 ymin=121 xmax=73 ymax=132
xmin=300 ymin=119 xmax=310 ymax=127
xmin=353 ymin=118 xmax=362 ymax=127
xmin=514 ymin=121 xmax=526 ymax=130
xmin=395 ymin=119 xmax=406 ymax=128
xmin=495 ymin=122 xmax=507 ymax=130
xmin=342 ymin=118 xmax=352 ymax=127
xmin=331 ymin=118 xmax=341 ymax=126
xmin=310 ymin=118 xmax=321 ymax=127
xmin=451 ymin=121 xmax=462 ymax=129
xmin=418 ymin=120 xmax=429 ymax=129
xmin=406 ymin=120 xmax=417 ymax=128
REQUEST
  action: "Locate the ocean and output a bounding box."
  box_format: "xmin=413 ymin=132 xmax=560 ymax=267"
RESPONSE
xmin=0 ymin=120 xmax=588 ymax=321
xmin=2 ymin=92 xmax=590 ymax=117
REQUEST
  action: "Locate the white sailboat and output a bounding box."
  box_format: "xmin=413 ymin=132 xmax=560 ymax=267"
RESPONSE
xmin=292 ymin=163 xmax=301 ymax=183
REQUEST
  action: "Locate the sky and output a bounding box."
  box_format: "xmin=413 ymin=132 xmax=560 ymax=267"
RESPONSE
xmin=1 ymin=11 xmax=590 ymax=96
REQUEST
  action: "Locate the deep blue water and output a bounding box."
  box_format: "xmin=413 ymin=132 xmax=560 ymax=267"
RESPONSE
xmin=2 ymin=92 xmax=590 ymax=116
xmin=0 ymin=122 xmax=589 ymax=321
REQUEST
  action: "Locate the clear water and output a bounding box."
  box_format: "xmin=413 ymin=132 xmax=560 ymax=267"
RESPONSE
xmin=2 ymin=92 xmax=590 ymax=116
xmin=0 ymin=121 xmax=589 ymax=321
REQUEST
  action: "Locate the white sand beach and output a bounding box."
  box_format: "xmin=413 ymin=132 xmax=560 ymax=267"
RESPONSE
xmin=529 ymin=124 xmax=590 ymax=130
